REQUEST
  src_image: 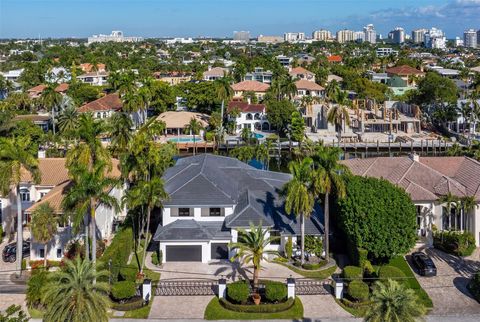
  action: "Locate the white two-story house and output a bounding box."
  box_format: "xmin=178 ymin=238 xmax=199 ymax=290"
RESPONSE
xmin=0 ymin=156 xmax=126 ymax=261
xmin=228 ymin=101 xmax=270 ymax=134
xmin=153 ymin=154 xmax=324 ymax=263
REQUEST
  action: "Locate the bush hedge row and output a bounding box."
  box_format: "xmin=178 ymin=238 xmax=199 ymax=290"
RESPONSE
xmin=219 ymin=297 xmax=295 ymax=313
xmin=99 ymin=227 xmax=133 ymax=282
xmin=227 ymin=280 xmax=250 ymax=304
xmin=467 ymin=271 xmax=480 ymax=302
xmin=433 ymin=231 xmax=476 ymax=257
xmin=111 ymin=281 xmax=137 ymax=301
xmin=110 ymin=297 xmax=144 ymax=311
xmin=265 ymin=281 xmax=287 ymax=303
xmin=347 ymin=280 xmax=370 ymax=302
xmin=342 ymin=266 xmax=363 ymax=281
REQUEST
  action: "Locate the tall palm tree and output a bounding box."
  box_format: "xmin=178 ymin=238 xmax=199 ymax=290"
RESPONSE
xmin=229 ymin=223 xmax=279 ymax=291
xmin=215 ymin=76 xmax=234 ymax=142
xmin=42 ymin=257 xmax=110 ymax=322
xmin=58 ymin=105 xmax=79 ymax=135
xmin=313 ymin=146 xmax=349 ymax=262
xmin=0 ymin=137 xmax=40 ymax=274
xmin=456 ymin=102 xmax=471 ymax=136
xmin=30 ymin=203 xmax=58 ymax=267
xmin=280 ymin=75 xmax=297 ymax=100
xmin=123 ymin=177 xmax=168 ymax=273
xmin=63 ymin=161 xmax=120 ymax=265
xmin=184 ymin=117 xmax=203 ymax=156
xmin=282 ymin=158 xmax=316 ymax=264
xmin=109 ymin=112 xmax=133 ymax=157
xmin=365 ymin=279 xmax=426 ymax=322
xmin=40 ymin=83 xmax=63 ymax=135
xmin=325 ymin=80 xmax=340 ymax=102
xmin=327 ymin=91 xmax=351 ymax=145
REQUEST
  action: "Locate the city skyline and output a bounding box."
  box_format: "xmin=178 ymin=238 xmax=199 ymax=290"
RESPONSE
xmin=0 ymin=0 xmax=479 ymax=39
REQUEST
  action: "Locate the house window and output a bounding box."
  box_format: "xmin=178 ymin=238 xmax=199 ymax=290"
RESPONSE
xmin=20 ymin=188 xmax=30 ymax=202
xmin=96 ymin=112 xmax=101 ymax=118
xmin=40 ymin=192 xmax=48 ymax=198
xmin=178 ymin=208 xmax=190 ymax=217
xmin=39 ymin=248 xmax=45 ymax=259
xmin=209 ymin=208 xmax=222 ymax=217
xmin=246 ymin=113 xmax=253 ymax=120
xmin=269 ymin=230 xmax=281 ymax=245
xmin=57 ymin=248 xmax=62 ymax=258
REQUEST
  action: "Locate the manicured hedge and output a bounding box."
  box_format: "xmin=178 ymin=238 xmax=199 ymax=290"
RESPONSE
xmin=264 ymin=281 xmax=287 ymax=303
xmin=342 ymin=266 xmax=363 ymax=281
xmin=111 ymin=297 xmax=144 ymax=311
xmin=111 ymin=281 xmax=137 ymax=301
xmin=227 ymin=280 xmax=250 ymax=304
xmin=467 ymin=271 xmax=480 ymax=302
xmin=120 ymin=264 xmax=138 ymax=282
xmin=378 ymin=266 xmax=405 ymax=280
xmin=347 ymin=280 xmax=370 ymax=302
xmin=152 ymin=250 xmax=162 ymax=266
xmin=301 ymin=261 xmax=327 ymax=270
xmin=219 ymin=297 xmax=295 ymax=313
xmin=433 ymin=231 xmax=476 ymax=257
xmin=99 ymin=227 xmax=133 ymax=282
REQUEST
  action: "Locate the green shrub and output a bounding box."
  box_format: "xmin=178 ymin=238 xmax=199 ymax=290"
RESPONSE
xmin=363 ymin=260 xmax=375 ymax=277
xmin=347 ymin=280 xmax=370 ymax=302
xmin=219 ymin=297 xmax=295 ymax=313
xmin=342 ymin=266 xmax=363 ymax=282
xmin=301 ymin=261 xmax=327 ymax=270
xmin=304 ymin=235 xmax=323 ymax=257
xmin=467 ymin=271 xmax=480 ymax=302
xmin=265 ymin=281 xmax=287 ymax=303
xmin=120 ymin=264 xmax=139 ymax=281
xmin=111 ymin=281 xmax=137 ymax=301
xmin=110 ymin=297 xmax=144 ymax=311
xmin=0 ymin=225 xmax=3 ymax=243
xmin=433 ymin=231 xmax=476 ymax=256
xmin=285 ymin=237 xmax=293 ymax=259
xmin=358 ymin=248 xmax=368 ymax=267
xmin=205 ymin=131 xmax=215 ymax=142
xmin=292 ymin=261 xmax=302 ymax=267
xmin=152 ymin=250 xmax=162 ymax=266
xmin=26 ymin=270 xmax=50 ymax=308
xmin=99 ymin=227 xmax=133 ymax=282
xmin=273 ymin=256 xmax=288 ymax=263
xmin=227 ymin=280 xmax=250 ymax=304
xmin=21 ymin=259 xmax=27 ymax=270
xmin=378 ymin=266 xmax=405 ymax=280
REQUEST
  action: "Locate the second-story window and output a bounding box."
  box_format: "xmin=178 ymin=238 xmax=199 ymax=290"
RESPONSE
xmin=209 ymin=208 xmax=221 ymax=216
xmin=178 ymin=208 xmax=190 ymax=217
xmin=20 ymin=188 xmax=30 ymax=202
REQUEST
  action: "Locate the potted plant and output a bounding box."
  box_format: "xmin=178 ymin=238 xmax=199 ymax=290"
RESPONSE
xmin=252 ymin=293 xmax=261 ymax=305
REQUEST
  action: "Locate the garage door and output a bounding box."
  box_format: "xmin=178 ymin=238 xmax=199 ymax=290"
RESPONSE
xmin=165 ymin=245 xmax=202 ymax=262
xmin=211 ymin=243 xmax=229 ymax=260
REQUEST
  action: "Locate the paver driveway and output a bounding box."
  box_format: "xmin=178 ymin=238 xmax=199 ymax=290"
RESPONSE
xmin=408 ymin=248 xmax=480 ymax=315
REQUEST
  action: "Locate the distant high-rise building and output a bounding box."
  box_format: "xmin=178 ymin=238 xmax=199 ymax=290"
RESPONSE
xmin=364 ymin=24 xmax=376 ymax=44
xmin=284 ymin=32 xmax=305 ymax=42
xmin=354 ymin=31 xmax=365 ymax=42
xmin=87 ymin=30 xmax=142 ymax=44
xmin=412 ymin=29 xmax=428 ymax=44
xmin=425 ymin=28 xmax=446 ymax=49
xmin=257 ymin=35 xmax=284 ymax=44
xmin=391 ymin=27 xmax=405 ymax=44
xmin=455 ymin=37 xmax=464 ymax=47
xmin=233 ymin=31 xmax=250 ymax=43
xmin=336 ymin=29 xmax=355 ymax=43
xmin=464 ymin=29 xmax=477 ymax=48
xmin=312 ymin=29 xmax=332 ymax=41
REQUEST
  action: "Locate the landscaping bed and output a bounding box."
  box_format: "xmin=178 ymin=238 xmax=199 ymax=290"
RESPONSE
xmin=272 ymin=258 xmax=337 ymax=279
xmin=433 ymin=231 xmax=476 ymax=257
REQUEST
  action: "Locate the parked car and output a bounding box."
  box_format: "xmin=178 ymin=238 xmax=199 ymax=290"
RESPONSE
xmin=411 ymin=252 xmax=437 ymax=277
xmin=2 ymin=240 xmax=30 ymax=263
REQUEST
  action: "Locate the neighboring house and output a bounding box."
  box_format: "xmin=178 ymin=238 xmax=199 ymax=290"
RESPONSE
xmin=276 ymin=55 xmax=293 ymax=68
xmin=79 ymin=63 xmax=106 ymax=73
xmin=231 ymin=80 xmax=270 ymax=100
xmin=244 ymin=67 xmax=273 ymax=84
xmin=0 ymin=69 xmax=24 ymax=82
xmin=289 ymin=67 xmax=316 ymax=82
xmin=153 ymin=154 xmax=324 ymax=263
xmin=295 ymin=80 xmax=324 ymax=98
xmin=203 ymin=67 xmax=228 ymax=81
xmin=228 ymin=101 xmax=270 ymax=133
xmin=327 ymin=55 xmax=342 ymax=63
xmin=77 ymin=71 xmax=109 ymax=86
xmin=20 ymin=157 xmax=125 ymax=261
xmin=13 ymin=114 xmax=51 ymax=132
xmin=27 ymin=83 xmax=69 ymax=99
xmin=326 ymin=74 xmax=343 ymax=84
xmin=156 ymin=111 xmax=209 ymax=136
xmin=153 ymin=71 xmax=192 ymax=85
xmin=342 ymin=155 xmax=480 ymax=247
xmin=386 ymin=65 xmax=425 ymax=86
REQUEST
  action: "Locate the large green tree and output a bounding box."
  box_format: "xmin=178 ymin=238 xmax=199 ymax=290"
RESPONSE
xmin=31 ymin=203 xmax=58 ymax=267
xmin=266 ymin=99 xmax=296 ymax=135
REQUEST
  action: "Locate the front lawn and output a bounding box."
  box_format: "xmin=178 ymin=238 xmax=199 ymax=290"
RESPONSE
xmin=273 ymin=261 xmax=337 ymax=279
xmin=204 ymin=297 xmax=304 ymax=320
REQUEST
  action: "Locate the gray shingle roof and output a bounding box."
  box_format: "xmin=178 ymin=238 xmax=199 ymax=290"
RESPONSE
xmin=153 ymin=220 xmax=231 ymax=241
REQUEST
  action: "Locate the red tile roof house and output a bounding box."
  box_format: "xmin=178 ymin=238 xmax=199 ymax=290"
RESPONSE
xmin=0 ymin=157 xmax=125 ymax=262
xmin=228 ymin=101 xmax=270 ymax=134
xmin=27 ymin=83 xmax=69 ymax=99
xmin=231 ymin=80 xmax=270 ymax=100
xmin=78 ymin=93 xmax=147 ymax=127
xmin=289 ymin=67 xmax=316 ymax=82
xmin=386 ymin=65 xmax=425 ymax=86
xmin=295 ymin=79 xmax=325 ymax=98
xmin=342 ymin=155 xmax=480 ymax=247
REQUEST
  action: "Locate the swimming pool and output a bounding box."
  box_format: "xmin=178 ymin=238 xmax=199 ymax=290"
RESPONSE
xmin=254 ymin=133 xmax=265 ymax=139
xmin=168 ymin=137 xmax=204 ymax=143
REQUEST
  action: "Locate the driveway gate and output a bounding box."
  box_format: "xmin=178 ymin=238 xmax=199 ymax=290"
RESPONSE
xmin=155 ymin=279 xmax=218 ymax=296
xmin=295 ymin=278 xmax=332 ymax=295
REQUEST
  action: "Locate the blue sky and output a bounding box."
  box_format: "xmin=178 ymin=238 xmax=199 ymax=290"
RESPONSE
xmin=1 ymin=0 xmax=479 ymax=38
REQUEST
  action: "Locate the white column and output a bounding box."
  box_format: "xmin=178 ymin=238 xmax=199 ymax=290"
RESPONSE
xmin=287 ymin=278 xmax=295 ymax=299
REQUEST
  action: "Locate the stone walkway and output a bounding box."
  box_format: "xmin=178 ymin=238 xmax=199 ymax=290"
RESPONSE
xmin=149 ymin=295 xmax=212 ymax=319
xmin=299 ymin=294 xmax=354 ymax=320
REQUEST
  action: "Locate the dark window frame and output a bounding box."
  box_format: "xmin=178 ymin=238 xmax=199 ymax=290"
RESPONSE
xmin=209 ymin=208 xmax=222 ymax=216
xmin=178 ymin=208 xmax=190 ymax=217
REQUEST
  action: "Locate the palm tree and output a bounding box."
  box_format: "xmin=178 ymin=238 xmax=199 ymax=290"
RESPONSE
xmin=184 ymin=117 xmax=203 ymax=156
xmin=313 ymin=146 xmax=349 ymax=262
xmin=365 ymin=279 xmax=426 ymax=322
xmin=109 ymin=112 xmax=133 ymax=157
xmin=325 ymin=80 xmax=340 ymax=102
xmin=0 ymin=137 xmax=40 ymax=274
xmin=456 ymin=102 xmax=472 ymax=136
xmin=214 ymin=76 xmax=234 ymax=143
xmin=123 ymin=177 xmax=168 ymax=273
xmin=42 ymin=257 xmax=110 ymax=322
xmin=327 ymin=91 xmax=351 ymax=145
xmin=280 ymin=75 xmax=297 ymax=100
xmin=439 ymin=193 xmax=460 ymax=231
xmin=282 ymin=158 xmax=316 ymax=264
xmin=241 ymin=127 xmax=252 ymax=145
xmin=30 ymin=203 xmax=58 ymax=267
xmin=57 ymin=105 xmax=79 ymax=135
xmin=229 ymin=223 xmax=279 ymax=291
xmin=63 ymin=161 xmax=120 ymax=265
xmin=40 ymin=83 xmax=63 ymax=135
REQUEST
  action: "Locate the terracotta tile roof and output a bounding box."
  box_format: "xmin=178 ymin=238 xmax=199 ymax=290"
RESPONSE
xmin=13 ymin=114 xmax=51 ymax=122
xmin=295 ymin=79 xmax=324 ymax=91
xmin=21 ymin=158 xmax=69 ymax=186
xmin=289 ymin=67 xmax=314 ymax=77
xmin=78 ymin=93 xmax=122 ymax=113
xmin=156 ymin=111 xmax=209 ymax=129
xmin=327 ymin=55 xmax=342 ymax=63
xmin=25 ymin=180 xmax=71 ymax=214
xmin=386 ymin=65 xmax=425 ymax=76
xmin=228 ymin=101 xmax=265 ymax=113
xmin=203 ymin=67 xmax=228 ymax=77
xmin=80 ymin=63 xmax=106 ymax=73
xmin=341 ymin=156 xmax=480 ymax=201
xmin=231 ymin=80 xmax=270 ymax=92
xmin=27 ymin=83 xmax=69 ymax=95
